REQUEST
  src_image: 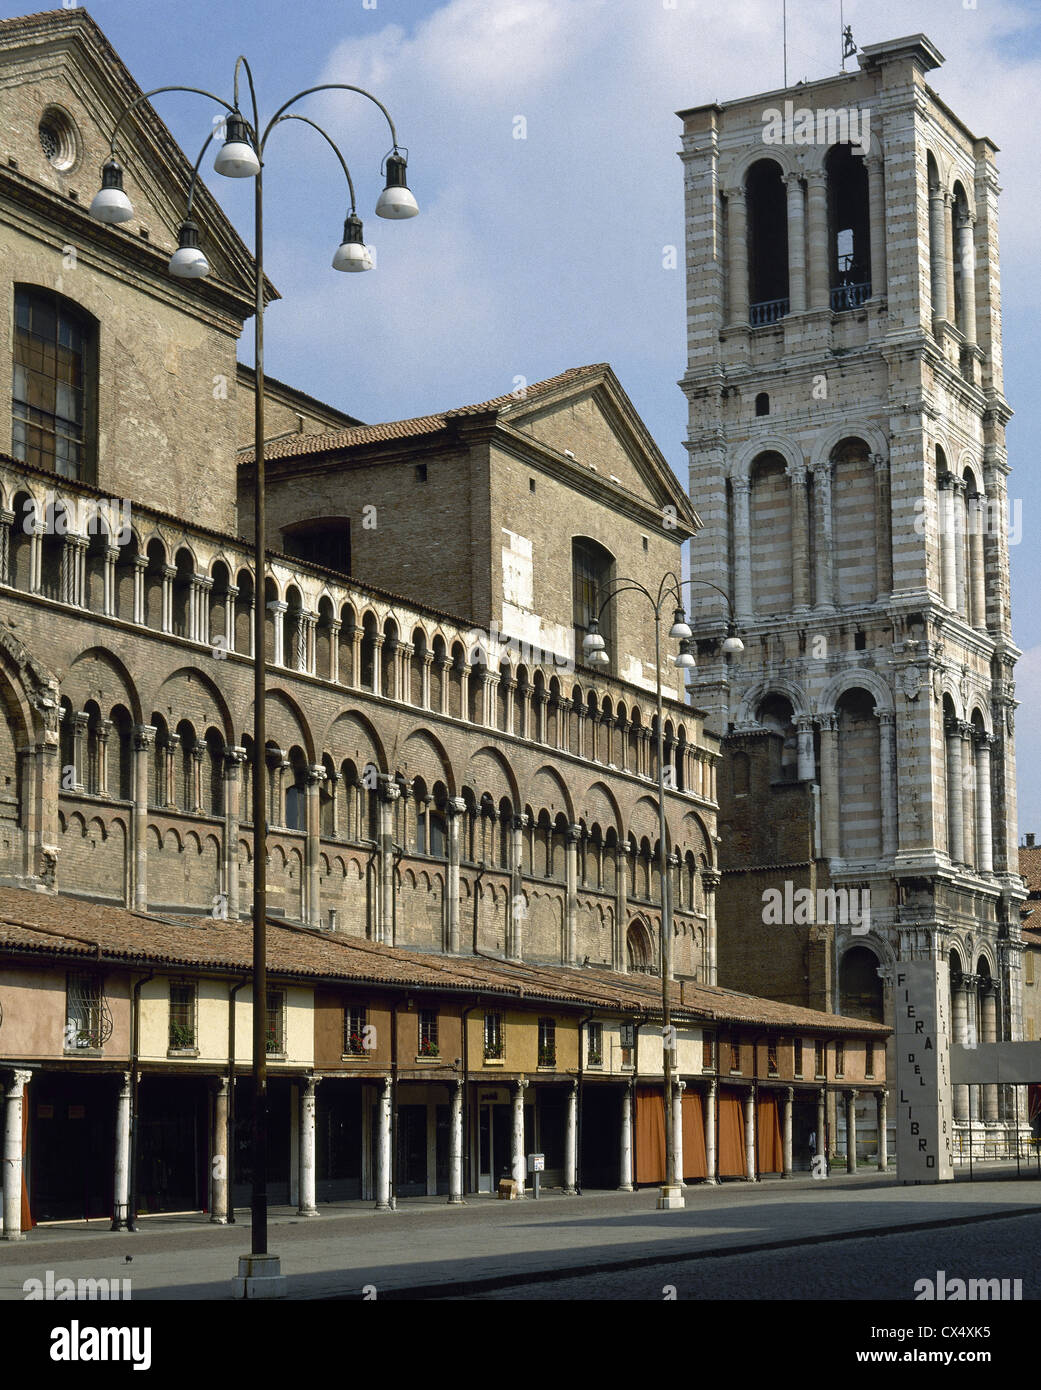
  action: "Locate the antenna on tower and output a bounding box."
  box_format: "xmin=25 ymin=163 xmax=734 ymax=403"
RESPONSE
xmin=783 ymin=0 xmax=788 ymax=87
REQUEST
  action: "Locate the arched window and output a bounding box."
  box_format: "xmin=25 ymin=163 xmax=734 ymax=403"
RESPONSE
xmin=826 ymin=144 xmax=871 ymax=310
xmin=573 ymin=537 xmax=614 ymax=670
xmin=746 ymin=159 xmax=789 ymax=322
xmin=839 ymin=945 xmax=883 ymax=1022
xmin=12 ymin=286 xmax=96 ymax=480
xmin=755 ymin=391 xmax=770 ymax=416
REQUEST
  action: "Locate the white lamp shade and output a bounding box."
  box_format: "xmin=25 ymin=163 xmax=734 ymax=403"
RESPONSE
xmin=589 ymin=648 xmax=610 ymax=666
xmin=721 ymin=635 xmax=745 ymax=654
xmin=375 ymin=184 xmax=419 ymax=219
xmin=582 ymin=630 xmax=605 ymax=653
xmin=673 ymin=650 xmax=696 ymax=669
xmin=90 ymin=186 xmax=134 ymax=223
xmin=214 ymin=140 xmax=260 ymax=178
xmin=169 ymin=246 xmax=210 ymax=278
xmin=332 ymin=240 xmax=373 ymax=272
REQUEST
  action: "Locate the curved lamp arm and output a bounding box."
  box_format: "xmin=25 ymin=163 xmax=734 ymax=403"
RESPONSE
xmin=262 ymin=82 xmax=401 ymax=152
xmin=266 ymin=113 xmax=359 ymax=211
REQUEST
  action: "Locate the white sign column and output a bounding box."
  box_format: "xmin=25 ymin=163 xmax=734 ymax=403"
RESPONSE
xmin=893 ymin=959 xmax=954 ymax=1182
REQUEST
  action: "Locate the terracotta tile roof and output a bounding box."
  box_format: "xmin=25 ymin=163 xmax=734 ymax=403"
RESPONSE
xmin=238 ymin=365 xmax=610 ymax=464
xmin=1018 ymin=842 xmax=1041 ymax=897
xmin=0 ymin=887 xmax=887 ymax=1033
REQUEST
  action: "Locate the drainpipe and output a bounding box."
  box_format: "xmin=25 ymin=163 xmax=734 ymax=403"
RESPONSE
xmin=127 ymin=968 xmax=155 ymax=1233
xmin=227 ymin=976 xmax=248 ymax=1224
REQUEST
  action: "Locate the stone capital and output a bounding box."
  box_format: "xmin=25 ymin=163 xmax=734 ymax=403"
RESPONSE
xmin=133 ymin=723 xmax=157 ymax=751
xmin=446 ymin=797 xmax=467 ymax=817
xmin=306 ymin=764 xmax=327 ymax=785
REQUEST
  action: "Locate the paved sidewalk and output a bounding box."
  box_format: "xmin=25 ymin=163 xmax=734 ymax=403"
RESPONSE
xmin=3 ymin=1172 xmax=1041 ymax=1300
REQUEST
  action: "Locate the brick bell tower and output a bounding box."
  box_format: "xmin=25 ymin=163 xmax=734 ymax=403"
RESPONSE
xmin=677 ymin=34 xmax=1026 ymax=1157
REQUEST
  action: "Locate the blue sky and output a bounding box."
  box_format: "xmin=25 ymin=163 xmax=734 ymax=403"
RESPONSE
xmin=9 ymin=0 xmax=1041 ymax=836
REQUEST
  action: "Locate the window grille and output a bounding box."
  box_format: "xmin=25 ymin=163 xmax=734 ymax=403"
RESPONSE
xmin=65 ymin=972 xmax=112 ymax=1049
xmin=266 ymin=990 xmax=285 ymax=1054
xmin=729 ymin=1032 xmax=741 ymax=1073
xmin=538 ymin=1017 xmax=556 ymax=1067
xmin=169 ymin=982 xmax=197 ymax=1050
xmin=767 ymin=1041 xmax=779 ymax=1076
xmin=814 ymin=1040 xmax=826 ymax=1078
xmin=418 ymin=1009 xmax=439 ymax=1057
xmin=344 ymin=1004 xmax=368 ymax=1056
xmin=483 ymin=1011 xmax=504 ymax=1060
xmin=865 ymin=1041 xmax=875 ymax=1079
xmin=702 ymin=1033 xmax=715 ymax=1070
xmin=835 ymin=1040 xmax=845 ymax=1077
xmin=587 ymin=1021 xmax=603 ymax=1067
xmin=13 ymin=287 xmax=93 ymax=479
xmin=794 ymin=1037 xmax=804 ymax=1078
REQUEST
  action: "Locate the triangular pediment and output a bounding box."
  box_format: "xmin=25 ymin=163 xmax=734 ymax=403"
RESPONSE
xmin=496 ymin=365 xmax=698 ymax=531
xmin=0 ymin=9 xmax=265 ymax=314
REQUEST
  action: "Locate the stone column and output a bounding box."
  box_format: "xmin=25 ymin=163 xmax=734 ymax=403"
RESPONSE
xmin=784 ymin=172 xmax=806 ymax=313
xmin=960 ymin=722 xmax=976 ymax=869
xmin=112 ymin=1071 xmax=132 ymax=1231
xmin=619 ymin=1085 xmax=634 ymax=1191
xmin=421 ymin=651 xmax=433 ymax=710
xmin=511 ymin=1080 xmax=527 ymax=1195
xmin=71 ymin=711 xmax=89 ymax=791
xmin=536 ymin=693 xmax=548 ymax=746
xmin=981 ymin=983 xmax=999 ymax=1124
xmin=943 ymin=190 xmax=957 ymax=329
xmin=103 ymin=544 xmax=119 ymax=617
xmin=297 ymin=1076 xmax=320 ymax=1217
xmin=806 ymin=171 xmax=830 ymax=309
xmin=224 ymin=747 xmax=246 ymax=919
xmin=702 ymin=869 xmax=720 ymax=985
xmin=0 ymin=508 xmax=12 ymax=585
xmin=456 ymin=658 xmax=467 ymax=717
xmin=271 ymin=600 xmax=287 ymax=668
xmin=845 ymin=1089 xmax=857 ymax=1173
xmin=782 ymin=1087 xmax=794 ymax=1177
xmin=328 ymin=620 xmax=341 ymax=684
xmin=876 ymin=1091 xmax=888 ymax=1172
xmin=818 ymin=715 xmax=840 ymax=860
xmin=509 ymin=814 xmax=527 ymax=961
xmin=616 ymin=843 xmax=630 ymax=973
xmin=446 ymin=798 xmax=465 ymax=953
xmin=225 ymin=584 xmax=238 ymax=657
xmin=161 ymin=565 xmax=175 ymax=633
xmin=788 ymin=463 xmax=810 ymax=610
xmin=193 ymin=575 xmax=213 ymax=645
xmin=975 ymin=734 xmax=994 ymax=873
xmin=813 ymin=464 xmax=834 ymax=608
xmin=190 ymin=743 xmax=205 ymax=815
xmin=796 ymin=718 xmax=816 ymax=782
xmin=449 ymin=1080 xmax=464 ymax=1203
xmin=704 ymin=1079 xmax=718 ymax=1184
xmin=564 ymin=1080 xmax=578 ymax=1195
xmin=817 ymin=1088 xmax=827 ymax=1167
xmin=969 ymin=494 xmax=987 ymax=630
xmin=210 ymin=1076 xmax=230 ymax=1223
xmin=877 ymin=710 xmax=897 ymax=858
xmin=565 ymin=824 xmax=580 ymax=965
xmin=732 ymin=478 xmax=753 ymax=620
xmin=743 ymin=1087 xmax=756 ymax=1181
xmin=956 ymin=211 xmax=977 ymax=344
xmin=952 ymin=978 xmax=969 ymax=1122
xmin=873 ymin=453 xmax=892 ymax=598
xmin=938 ymin=475 xmax=958 ymax=609
xmin=96 ymin=719 xmax=112 ymax=798
xmin=132 ymin=725 xmax=155 ymax=912
xmin=929 ymin=186 xmax=949 ymax=325
xmin=306 ymin=765 xmax=326 ymax=927
xmin=351 ymin=627 xmax=363 ymax=689
xmin=378 ymin=778 xmax=400 ymax=945
xmin=619 ymin=720 xmax=630 ymax=773
xmin=945 ymin=721 xmax=964 ymax=865
xmin=952 ymin=481 xmax=968 ymax=618
xmin=132 ymin=554 xmax=146 ymax=626
xmin=724 ymin=185 xmax=748 ymax=324
xmin=375 ymin=1075 xmax=393 ymax=1210
xmin=865 ymin=155 xmax=887 ymax=297
xmin=672 ymin=1080 xmax=685 ymax=1188
xmin=2 ymin=1070 xmax=30 ymax=1240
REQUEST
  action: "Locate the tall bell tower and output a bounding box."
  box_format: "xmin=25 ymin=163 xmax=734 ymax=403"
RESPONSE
xmin=677 ymin=35 xmax=1025 ymax=1153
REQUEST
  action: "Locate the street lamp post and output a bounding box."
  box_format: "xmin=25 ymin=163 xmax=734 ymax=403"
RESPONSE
xmin=91 ymin=59 xmax=418 ymax=1297
xmin=583 ymin=573 xmax=742 ymax=1209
